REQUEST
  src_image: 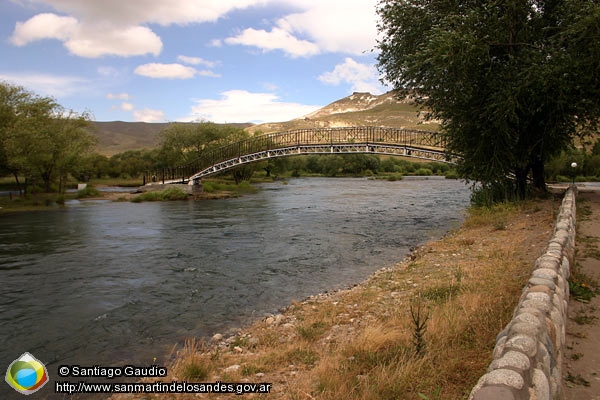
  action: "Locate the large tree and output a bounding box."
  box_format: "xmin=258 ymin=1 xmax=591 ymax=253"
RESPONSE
xmin=0 ymin=82 xmax=96 ymax=193
xmin=377 ymin=0 xmax=600 ymax=200
xmin=158 ymin=121 xmax=248 ymax=166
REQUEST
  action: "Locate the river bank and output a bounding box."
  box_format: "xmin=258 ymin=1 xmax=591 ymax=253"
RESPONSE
xmin=109 ymin=192 xmax=563 ymax=400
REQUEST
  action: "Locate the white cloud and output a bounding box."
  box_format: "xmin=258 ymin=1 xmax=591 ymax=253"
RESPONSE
xmin=186 ymin=90 xmax=321 ymax=123
xmin=11 ymin=1 xmax=379 ymax=58
xmin=319 ymin=58 xmax=384 ymax=94
xmin=177 ymin=55 xmax=218 ymax=68
xmin=8 ymin=0 xmax=272 ymax=58
xmin=98 ymin=66 xmax=120 ymax=77
xmin=224 ymin=0 xmax=378 ymax=57
xmin=0 ymin=72 xmax=89 ymax=97
xmin=225 ymin=26 xmax=320 ymax=58
xmin=121 ymin=102 xmax=134 ymax=111
xmin=278 ymin=1 xmax=378 ymax=55
xmin=106 ymin=93 xmax=130 ymax=100
xmin=10 ymin=13 xmax=78 ymax=46
xmin=65 ymin=25 xmax=162 ymax=58
xmin=11 ymin=12 xmax=162 ymax=58
xmin=25 ymin=0 xmax=271 ymax=26
xmin=134 ymin=63 xmax=220 ymax=79
xmin=134 ymin=108 xmax=166 ymax=122
xmin=134 ymin=63 xmax=198 ymax=79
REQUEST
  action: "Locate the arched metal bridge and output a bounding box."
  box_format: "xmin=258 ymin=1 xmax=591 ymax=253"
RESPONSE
xmin=149 ymin=126 xmax=456 ymax=184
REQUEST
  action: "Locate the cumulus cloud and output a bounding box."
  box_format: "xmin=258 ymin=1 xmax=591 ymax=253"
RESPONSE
xmin=319 ymin=58 xmax=385 ymax=94
xmin=106 ymin=93 xmax=130 ymax=100
xmin=225 ymin=26 xmax=320 ymax=58
xmin=177 ymin=55 xmax=218 ymax=68
xmin=10 ymin=0 xmax=378 ymax=58
xmin=11 ymin=12 xmax=161 ymax=58
xmin=186 ymin=90 xmax=321 ymax=123
xmin=10 ymin=13 xmax=78 ymax=46
xmin=120 ymin=102 xmax=134 ymax=111
xmin=224 ymin=0 xmax=377 ymax=57
xmin=8 ymin=0 xmax=272 ymax=58
xmin=134 ymin=108 xmax=166 ymax=122
xmin=134 ymin=63 xmax=198 ymax=79
xmin=134 ymin=63 xmax=220 ymax=79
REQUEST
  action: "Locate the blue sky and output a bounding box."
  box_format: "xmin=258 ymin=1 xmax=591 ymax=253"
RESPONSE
xmin=0 ymin=0 xmax=388 ymax=123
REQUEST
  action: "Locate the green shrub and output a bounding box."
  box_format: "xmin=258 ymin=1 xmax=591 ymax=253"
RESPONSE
xmin=76 ymin=186 xmax=101 ymax=198
xmin=132 ymin=187 xmax=188 ymax=202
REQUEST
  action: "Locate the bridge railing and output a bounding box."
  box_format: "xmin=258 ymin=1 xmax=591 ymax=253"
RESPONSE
xmin=144 ymin=127 xmax=447 ymax=184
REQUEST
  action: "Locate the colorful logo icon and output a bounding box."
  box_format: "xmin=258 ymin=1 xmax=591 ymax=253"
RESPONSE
xmin=5 ymin=352 xmax=49 ymax=395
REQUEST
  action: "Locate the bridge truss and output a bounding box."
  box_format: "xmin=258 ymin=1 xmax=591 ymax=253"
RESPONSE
xmin=149 ymin=126 xmax=457 ymax=184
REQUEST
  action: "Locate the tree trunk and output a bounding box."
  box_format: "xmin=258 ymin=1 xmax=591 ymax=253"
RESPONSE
xmin=13 ymin=172 xmax=22 ymax=196
xmin=515 ymin=167 xmax=529 ymax=200
xmin=531 ymin=157 xmax=546 ymax=193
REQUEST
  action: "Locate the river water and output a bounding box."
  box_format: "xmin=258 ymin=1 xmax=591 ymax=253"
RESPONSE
xmin=0 ymin=177 xmax=469 ymax=395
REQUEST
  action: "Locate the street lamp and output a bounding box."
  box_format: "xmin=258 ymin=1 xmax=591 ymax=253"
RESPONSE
xmin=571 ymin=162 xmax=578 ymax=185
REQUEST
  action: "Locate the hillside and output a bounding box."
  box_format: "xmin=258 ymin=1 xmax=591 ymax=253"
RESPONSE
xmin=90 ymin=121 xmax=252 ymax=156
xmin=245 ymin=91 xmax=436 ymax=134
xmin=89 ymin=121 xmax=168 ymax=156
xmin=90 ymin=91 xmax=432 ymax=155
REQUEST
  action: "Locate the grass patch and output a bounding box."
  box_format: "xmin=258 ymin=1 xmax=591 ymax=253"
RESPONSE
xmin=202 ymin=180 xmax=258 ymax=195
xmin=296 ymin=321 xmax=329 ymax=341
xmin=76 ymin=186 xmax=101 ymax=198
xmin=421 ymin=284 xmax=462 ymax=304
xmin=131 ymin=187 xmax=189 ymax=202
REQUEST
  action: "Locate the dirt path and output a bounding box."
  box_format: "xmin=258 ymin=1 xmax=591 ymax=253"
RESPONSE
xmin=563 ymin=188 xmax=600 ymax=400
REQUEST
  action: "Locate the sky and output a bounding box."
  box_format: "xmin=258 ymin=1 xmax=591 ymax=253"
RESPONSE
xmin=0 ymin=0 xmax=389 ymax=124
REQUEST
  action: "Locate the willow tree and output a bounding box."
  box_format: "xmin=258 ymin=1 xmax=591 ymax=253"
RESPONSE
xmin=377 ymin=0 xmax=600 ymax=200
xmin=0 ymin=82 xmax=96 ymax=194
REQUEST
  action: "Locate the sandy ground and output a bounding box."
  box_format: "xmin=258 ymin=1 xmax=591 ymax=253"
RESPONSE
xmin=563 ymin=188 xmax=600 ymax=400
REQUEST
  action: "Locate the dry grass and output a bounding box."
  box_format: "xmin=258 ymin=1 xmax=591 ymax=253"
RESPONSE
xmin=110 ymin=198 xmax=558 ymax=400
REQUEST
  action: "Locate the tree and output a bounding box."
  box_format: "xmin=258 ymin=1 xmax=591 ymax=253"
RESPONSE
xmin=0 ymin=81 xmax=96 ymax=194
xmin=377 ymin=0 xmax=600 ymax=200
xmin=158 ymin=121 xmax=248 ymax=166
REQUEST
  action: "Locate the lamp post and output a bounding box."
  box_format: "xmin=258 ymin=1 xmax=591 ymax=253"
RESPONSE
xmin=571 ymin=162 xmax=578 ymax=185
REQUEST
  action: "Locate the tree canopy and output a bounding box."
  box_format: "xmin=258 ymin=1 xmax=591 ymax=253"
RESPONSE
xmin=0 ymin=82 xmax=96 ymax=193
xmin=377 ymin=0 xmax=600 ymax=200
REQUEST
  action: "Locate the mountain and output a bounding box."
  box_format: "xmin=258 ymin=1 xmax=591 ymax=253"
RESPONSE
xmin=90 ymin=91 xmax=434 ymax=155
xmin=245 ymin=91 xmax=437 ymax=134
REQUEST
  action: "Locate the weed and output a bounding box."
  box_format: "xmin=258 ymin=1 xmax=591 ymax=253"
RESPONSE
xmin=572 ymin=312 xmax=597 ymax=325
xmin=228 ymin=336 xmax=248 ymax=351
xmin=410 ymin=294 xmax=429 ymax=356
xmin=569 ymin=280 xmax=596 ymax=303
xmin=422 ymin=284 xmax=461 ymax=303
xmin=566 ymin=372 xmax=590 ymax=387
xmin=454 ymin=266 xmax=464 ymax=284
xmin=181 ymin=359 xmax=209 ymax=380
xmin=296 ymin=321 xmax=328 ymax=341
xmin=571 ymin=353 xmax=583 ymax=361
xmin=286 ymin=348 xmax=319 ymax=366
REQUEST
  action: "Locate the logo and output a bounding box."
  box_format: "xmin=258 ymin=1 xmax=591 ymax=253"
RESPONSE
xmin=5 ymin=352 xmax=49 ymax=395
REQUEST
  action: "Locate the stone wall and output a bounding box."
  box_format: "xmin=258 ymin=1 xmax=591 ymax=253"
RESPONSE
xmin=469 ymin=187 xmax=577 ymax=400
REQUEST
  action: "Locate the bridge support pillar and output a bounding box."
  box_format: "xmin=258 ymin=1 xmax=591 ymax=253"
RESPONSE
xmin=190 ymin=178 xmax=203 ymax=194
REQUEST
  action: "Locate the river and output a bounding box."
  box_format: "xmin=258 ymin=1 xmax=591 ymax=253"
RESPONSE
xmin=0 ymin=177 xmax=469 ymax=397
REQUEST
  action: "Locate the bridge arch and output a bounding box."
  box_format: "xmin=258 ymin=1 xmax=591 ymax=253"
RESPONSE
xmin=151 ymin=126 xmax=457 ymax=184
